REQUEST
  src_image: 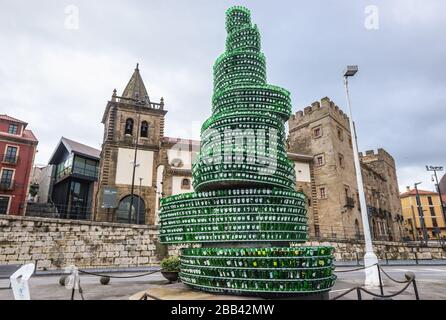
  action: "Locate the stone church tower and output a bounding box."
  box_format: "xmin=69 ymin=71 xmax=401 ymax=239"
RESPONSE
xmin=95 ymin=64 xmax=167 ymax=225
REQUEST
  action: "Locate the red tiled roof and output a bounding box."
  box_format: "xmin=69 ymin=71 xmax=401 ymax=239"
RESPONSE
xmin=400 ymin=189 xmax=438 ymax=198
xmin=23 ymin=129 xmax=38 ymax=143
xmin=0 ymin=114 xmax=28 ymax=125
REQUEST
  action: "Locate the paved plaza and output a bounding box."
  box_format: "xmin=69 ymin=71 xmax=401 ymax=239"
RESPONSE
xmin=0 ymin=265 xmax=445 ymax=300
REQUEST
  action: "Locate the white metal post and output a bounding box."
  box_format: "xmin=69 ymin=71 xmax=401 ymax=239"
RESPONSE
xmin=343 ymin=75 xmax=380 ymax=287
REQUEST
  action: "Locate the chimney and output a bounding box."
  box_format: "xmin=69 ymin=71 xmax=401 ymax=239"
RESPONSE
xmin=406 ymin=186 xmax=410 ymax=192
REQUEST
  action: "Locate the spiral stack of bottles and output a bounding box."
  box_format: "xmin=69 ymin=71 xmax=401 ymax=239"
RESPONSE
xmin=160 ymin=6 xmax=337 ymax=297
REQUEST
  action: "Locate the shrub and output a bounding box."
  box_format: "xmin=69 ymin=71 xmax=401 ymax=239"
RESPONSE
xmin=160 ymin=256 xmax=180 ymax=272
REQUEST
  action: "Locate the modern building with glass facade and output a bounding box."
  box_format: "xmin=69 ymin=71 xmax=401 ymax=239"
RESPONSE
xmin=48 ymin=137 xmax=100 ymax=220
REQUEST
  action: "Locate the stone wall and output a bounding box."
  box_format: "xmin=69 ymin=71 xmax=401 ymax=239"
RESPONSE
xmin=304 ymin=240 xmax=446 ymax=261
xmin=1 ymin=216 xmax=445 ymax=272
xmin=0 ymin=215 xmax=165 ymax=271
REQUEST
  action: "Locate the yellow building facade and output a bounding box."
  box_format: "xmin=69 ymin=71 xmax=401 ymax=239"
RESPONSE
xmin=400 ymin=188 xmax=446 ymax=240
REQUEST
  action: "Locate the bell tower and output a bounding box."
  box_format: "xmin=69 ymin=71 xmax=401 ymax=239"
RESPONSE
xmin=96 ymin=64 xmax=168 ymax=224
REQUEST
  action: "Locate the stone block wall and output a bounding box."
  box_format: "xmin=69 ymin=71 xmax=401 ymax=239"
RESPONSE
xmin=0 ymin=215 xmax=163 ymax=271
xmin=1 ymin=216 xmax=445 ymax=272
xmin=303 ymin=240 xmax=446 ymax=261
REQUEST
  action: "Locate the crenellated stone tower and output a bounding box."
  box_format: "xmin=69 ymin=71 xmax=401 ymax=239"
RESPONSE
xmin=288 ymin=97 xmax=404 ymax=241
xmin=288 ymin=97 xmax=362 ymax=239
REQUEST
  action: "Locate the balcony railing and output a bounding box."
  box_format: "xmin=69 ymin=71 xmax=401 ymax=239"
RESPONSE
xmin=26 ymin=203 xmax=92 ymax=221
xmin=72 ymin=166 xmax=99 ymax=179
xmin=55 ymin=166 xmax=99 ymax=182
xmin=1 ymin=154 xmax=19 ymax=165
xmin=117 ymin=95 xmax=164 ymax=110
xmin=0 ymin=180 xmax=15 ymax=191
xmin=345 ymin=197 xmax=355 ymax=208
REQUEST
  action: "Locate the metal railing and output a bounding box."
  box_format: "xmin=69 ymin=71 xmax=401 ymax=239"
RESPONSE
xmin=331 ymin=263 xmax=420 ymax=300
xmin=333 ymin=250 xmax=446 ymax=267
xmin=55 ymin=166 xmax=98 ymax=182
xmin=26 ymin=203 xmax=92 ymax=221
xmin=308 ymin=225 xmax=408 ymax=243
xmin=345 ymin=197 xmax=355 ymax=208
xmin=117 ymin=95 xmax=164 ymax=110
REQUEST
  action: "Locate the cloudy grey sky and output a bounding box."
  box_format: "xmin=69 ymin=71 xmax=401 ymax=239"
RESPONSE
xmin=1 ymin=0 xmax=445 ymax=192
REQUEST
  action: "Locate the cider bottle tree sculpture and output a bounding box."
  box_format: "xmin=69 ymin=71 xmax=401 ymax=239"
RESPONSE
xmin=160 ymin=6 xmax=337 ymax=297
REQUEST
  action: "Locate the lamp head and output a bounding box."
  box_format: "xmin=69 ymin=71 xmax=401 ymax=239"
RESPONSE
xmin=344 ymin=65 xmax=359 ymax=77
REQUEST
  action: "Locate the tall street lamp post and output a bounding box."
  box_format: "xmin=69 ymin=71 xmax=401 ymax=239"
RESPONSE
xmin=426 ymin=165 xmax=446 ymax=226
xmin=136 ymin=177 xmax=144 ymax=225
xmin=414 ymin=182 xmax=429 ymax=245
xmin=343 ymin=65 xmax=380 ymax=287
xmin=128 ymin=95 xmax=143 ymax=224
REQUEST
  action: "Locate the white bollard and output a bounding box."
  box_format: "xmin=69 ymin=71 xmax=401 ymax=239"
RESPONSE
xmin=10 ymin=263 xmax=35 ymax=300
xmin=64 ymin=265 xmax=80 ymax=291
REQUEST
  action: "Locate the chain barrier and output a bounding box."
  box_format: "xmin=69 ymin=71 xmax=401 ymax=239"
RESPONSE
xmin=77 ymin=268 xmax=164 ymax=279
xmin=66 ymin=264 xmax=419 ymax=300
xmin=64 ymin=267 xmax=165 ymax=300
xmin=333 ymin=263 xmax=378 ymax=273
xmin=378 ymin=267 xmax=411 ymax=284
xmin=331 ymin=263 xmax=420 ymax=300
xmin=139 ymin=292 xmax=161 ymax=301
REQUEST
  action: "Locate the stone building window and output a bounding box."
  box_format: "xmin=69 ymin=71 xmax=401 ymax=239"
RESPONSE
xmin=315 ymin=154 xmax=325 ymax=167
xmin=116 ymin=195 xmax=145 ymax=225
xmin=339 ymin=153 xmax=344 ymax=168
xmin=181 ymin=178 xmax=191 ymax=190
xmin=355 ymin=219 xmax=361 ymax=239
xmin=381 ymin=221 xmax=388 ymax=235
xmin=125 ymin=118 xmax=134 ymax=136
xmin=313 ymin=125 xmax=322 ymax=138
xmin=372 ymin=219 xmax=378 ymax=239
xmin=141 ymin=121 xmax=149 ymax=138
xmin=348 ymin=137 xmax=352 ymax=148
xmin=337 ymin=127 xmax=343 ymax=141
xmin=319 ymin=187 xmax=327 ymax=199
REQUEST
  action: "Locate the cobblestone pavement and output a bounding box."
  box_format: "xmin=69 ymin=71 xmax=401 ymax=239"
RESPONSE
xmin=0 ymin=265 xmax=444 ymax=300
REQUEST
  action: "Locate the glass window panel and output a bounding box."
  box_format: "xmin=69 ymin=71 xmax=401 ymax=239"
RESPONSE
xmin=5 ymin=146 xmax=17 ymax=163
xmin=6 ymin=146 xmax=17 ymax=157
xmin=1 ymin=169 xmax=13 ymax=184
xmin=8 ymin=124 xmax=18 ymax=134
xmin=73 ymin=156 xmax=87 ymax=174
xmin=0 ymin=196 xmax=9 ymax=214
xmin=74 ymin=156 xmax=85 ymax=168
